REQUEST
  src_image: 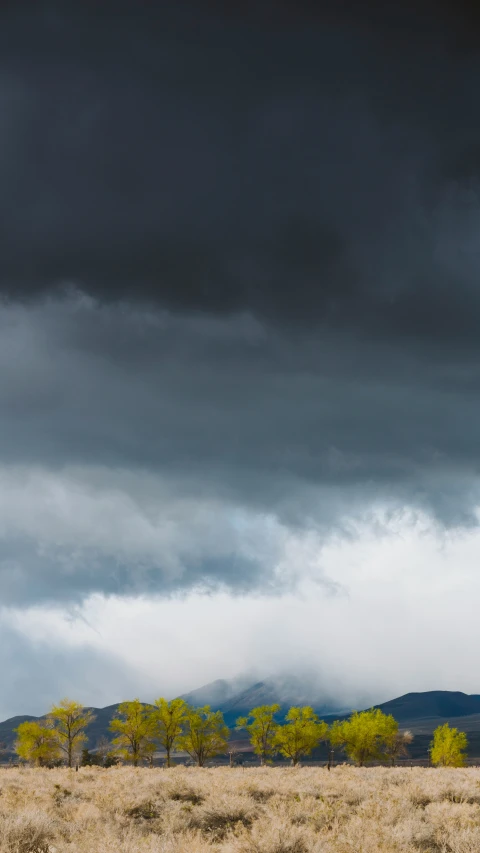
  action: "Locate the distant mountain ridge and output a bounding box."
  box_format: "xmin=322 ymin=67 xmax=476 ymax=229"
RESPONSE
xmin=181 ymin=676 xmax=347 ymax=727
xmin=375 ymin=691 xmax=480 ymax=722
xmin=3 ymin=685 xmax=480 ymax=757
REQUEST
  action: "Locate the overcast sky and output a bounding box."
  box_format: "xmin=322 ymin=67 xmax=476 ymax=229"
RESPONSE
xmin=2 ymin=0 xmax=480 ymax=719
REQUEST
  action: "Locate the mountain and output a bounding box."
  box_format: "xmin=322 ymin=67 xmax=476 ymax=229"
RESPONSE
xmin=179 ymin=676 xmax=253 ymax=709
xmin=216 ymin=678 xmax=346 ymax=727
xmin=179 ymin=674 xmax=347 ymax=727
xmin=4 ymin=687 xmax=480 ymax=758
xmin=375 ymin=691 xmax=480 ymax=723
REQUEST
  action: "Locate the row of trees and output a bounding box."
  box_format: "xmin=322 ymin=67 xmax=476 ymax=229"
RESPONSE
xmin=14 ymin=698 xmax=469 ymax=768
xmin=15 ymin=698 xmax=228 ymax=769
xmin=238 ymin=705 xmax=413 ymax=767
xmin=240 ymin=706 xmax=469 ymax=768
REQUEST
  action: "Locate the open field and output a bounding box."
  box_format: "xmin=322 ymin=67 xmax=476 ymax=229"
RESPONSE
xmin=2 ymin=767 xmax=480 ymax=852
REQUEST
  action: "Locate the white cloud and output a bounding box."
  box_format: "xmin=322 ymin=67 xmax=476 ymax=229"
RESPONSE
xmin=4 ymin=504 xmax=480 ymax=717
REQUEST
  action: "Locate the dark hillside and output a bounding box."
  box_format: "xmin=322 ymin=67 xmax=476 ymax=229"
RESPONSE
xmin=376 ymin=691 xmax=480 ymax=721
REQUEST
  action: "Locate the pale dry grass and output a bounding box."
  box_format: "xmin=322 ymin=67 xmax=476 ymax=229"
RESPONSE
xmin=2 ymin=766 xmax=480 ymax=852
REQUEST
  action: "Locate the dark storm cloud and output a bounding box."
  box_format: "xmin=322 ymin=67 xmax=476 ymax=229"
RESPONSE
xmin=1 ymin=1 xmax=480 ymax=605
xmin=0 ymin=0 xmax=479 ymax=345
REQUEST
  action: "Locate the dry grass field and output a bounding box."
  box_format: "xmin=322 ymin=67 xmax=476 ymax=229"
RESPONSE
xmin=1 ymin=765 xmax=480 ymax=853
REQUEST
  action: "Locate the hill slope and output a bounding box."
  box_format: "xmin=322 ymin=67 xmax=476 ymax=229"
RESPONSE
xmin=375 ymin=691 xmax=480 ymax=722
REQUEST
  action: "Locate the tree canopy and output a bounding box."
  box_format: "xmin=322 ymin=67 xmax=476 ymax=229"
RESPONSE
xmin=430 ymin=724 xmax=468 ymax=767
xmin=15 ymin=720 xmax=61 ymax=767
xmin=236 ymin=704 xmax=280 ymax=765
xmin=274 ymin=706 xmax=328 ymax=765
xmin=151 ymin=697 xmax=188 ymax=767
xmin=47 ymin=698 xmax=95 ymax=768
xmin=330 ymin=709 xmax=397 ymax=766
xmin=110 ymin=699 xmax=156 ymax=766
xmin=177 ymin=705 xmax=229 ymax=766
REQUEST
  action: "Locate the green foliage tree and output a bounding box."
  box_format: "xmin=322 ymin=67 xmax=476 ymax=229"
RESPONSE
xmin=110 ymin=699 xmax=155 ymax=766
xmin=274 ymin=706 xmax=329 ymax=766
xmin=329 ymin=709 xmax=397 ymax=766
xmin=150 ymin=697 xmax=187 ymax=768
xmin=177 ymin=705 xmax=229 ymax=767
xmin=47 ymin=698 xmax=96 ymax=768
xmin=236 ymin=704 xmax=280 ymax=765
xmin=430 ymin=723 xmax=468 ymax=767
xmin=15 ymin=721 xmax=61 ymax=767
xmin=383 ymin=730 xmax=414 ymax=766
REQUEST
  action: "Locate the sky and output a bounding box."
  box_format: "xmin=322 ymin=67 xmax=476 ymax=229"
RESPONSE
xmin=2 ymin=0 xmax=480 ymax=718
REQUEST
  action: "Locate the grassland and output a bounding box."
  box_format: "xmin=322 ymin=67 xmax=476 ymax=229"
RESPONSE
xmin=2 ymin=765 xmax=480 ymax=852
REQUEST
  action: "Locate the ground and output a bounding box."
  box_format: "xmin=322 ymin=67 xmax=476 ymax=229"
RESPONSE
xmin=1 ymin=765 xmax=480 ymax=852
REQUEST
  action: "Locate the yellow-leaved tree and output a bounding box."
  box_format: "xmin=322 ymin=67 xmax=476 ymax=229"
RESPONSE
xmin=236 ymin=704 xmax=280 ymax=766
xmin=330 ymin=709 xmax=397 ymax=766
xmin=177 ymin=705 xmax=229 ymax=767
xmin=150 ymin=698 xmax=188 ymax=768
xmin=430 ymin=723 xmax=467 ymax=767
xmin=15 ymin=720 xmax=61 ymax=767
xmin=48 ymin=699 xmax=96 ymax=768
xmin=274 ymin=706 xmax=329 ymax=766
xmin=110 ymin=699 xmax=155 ymax=766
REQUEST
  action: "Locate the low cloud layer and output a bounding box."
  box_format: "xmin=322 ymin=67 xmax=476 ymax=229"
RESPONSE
xmin=5 ymin=504 xmax=480 ymax=719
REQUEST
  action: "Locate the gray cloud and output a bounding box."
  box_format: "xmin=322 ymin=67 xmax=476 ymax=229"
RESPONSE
xmin=0 ymin=2 xmax=480 ymax=611
xmin=0 ymin=292 xmax=479 ymax=606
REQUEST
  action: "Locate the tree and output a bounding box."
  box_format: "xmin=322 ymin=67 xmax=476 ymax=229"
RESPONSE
xmin=236 ymin=705 xmax=280 ymax=765
xmin=150 ymin=697 xmax=187 ymax=768
xmin=109 ymin=699 xmax=155 ymax=766
xmin=95 ymin=735 xmax=112 ymax=766
xmin=329 ymin=709 xmax=397 ymax=766
xmin=47 ymin=699 xmax=96 ymax=768
xmin=228 ymin=745 xmax=240 ymax=767
xmin=177 ymin=705 xmax=229 ymax=767
xmin=274 ymin=706 xmax=329 ymax=766
xmin=383 ymin=730 xmax=414 ymax=766
xmin=81 ymin=748 xmax=103 ymax=767
xmin=430 ymin=724 xmax=468 ymax=767
xmin=15 ymin=721 xmax=61 ymax=767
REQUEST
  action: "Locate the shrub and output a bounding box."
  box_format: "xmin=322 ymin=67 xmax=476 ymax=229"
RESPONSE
xmin=0 ymin=810 xmax=54 ymax=853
